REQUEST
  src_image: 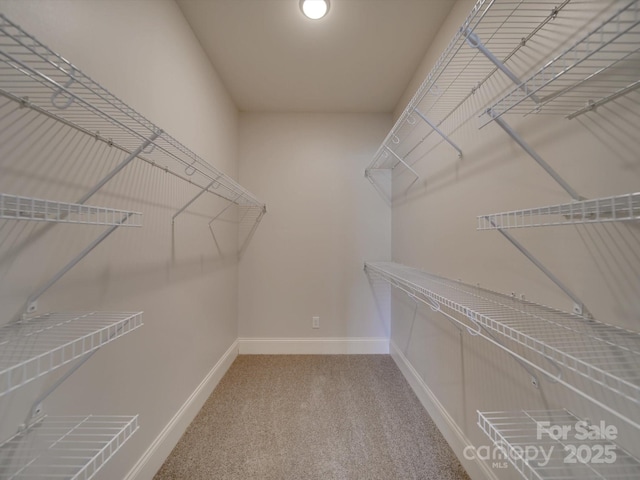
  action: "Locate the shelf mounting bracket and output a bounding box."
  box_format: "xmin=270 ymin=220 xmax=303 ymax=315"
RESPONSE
xmin=25 ymin=214 xmax=134 ymax=314
xmin=22 ymin=132 xmax=160 ymax=315
xmin=76 ymin=131 xmax=161 ymax=205
xmin=22 ymin=317 xmax=133 ymax=429
xmin=172 ymin=176 xmax=222 ymax=224
xmin=384 ymin=146 xmax=420 ymax=181
xmin=488 ymin=109 xmax=583 ymax=201
xmin=463 ymin=29 xmax=540 ymax=104
xmin=412 ymin=107 xmax=463 ymax=158
xmin=485 ymin=216 xmax=590 ymax=317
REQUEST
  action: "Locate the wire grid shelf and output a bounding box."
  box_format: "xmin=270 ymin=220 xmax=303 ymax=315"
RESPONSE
xmin=366 ymin=0 xmax=571 ymax=175
xmin=0 ymin=193 xmax=143 ymax=226
xmin=477 ymin=192 xmax=640 ymax=230
xmin=0 ymin=14 xmax=264 ymax=209
xmin=365 ymin=262 xmax=640 ymax=422
xmin=485 ymin=0 xmax=640 ymax=123
xmin=0 ymin=415 xmax=138 ymax=480
xmin=0 ymin=312 xmax=143 ymax=397
xmin=477 ymin=410 xmax=640 ymax=479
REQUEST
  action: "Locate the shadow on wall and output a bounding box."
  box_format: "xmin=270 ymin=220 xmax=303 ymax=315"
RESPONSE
xmin=366 ymin=272 xmax=391 ymax=338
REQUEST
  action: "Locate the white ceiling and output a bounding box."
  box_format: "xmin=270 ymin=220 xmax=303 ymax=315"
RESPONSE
xmin=176 ymin=0 xmax=456 ymax=113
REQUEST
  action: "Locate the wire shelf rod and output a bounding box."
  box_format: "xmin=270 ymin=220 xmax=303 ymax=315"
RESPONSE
xmin=0 ymin=312 xmax=143 ymax=397
xmin=484 ymin=0 xmax=640 ymax=123
xmin=365 ymin=262 xmax=640 ymax=424
xmin=366 ymin=0 xmax=571 ymax=184
xmin=0 ymin=15 xmax=264 ymax=210
xmin=0 ymin=415 xmax=138 ymax=480
xmin=478 ymin=192 xmax=640 ymax=229
xmin=367 ymin=0 xmax=490 ymax=172
xmin=0 ymin=194 xmax=142 ymax=226
xmin=567 ymin=78 xmax=640 ymax=119
xmin=0 ymin=87 xmax=253 ymax=206
xmin=365 ymin=262 xmax=640 ymax=428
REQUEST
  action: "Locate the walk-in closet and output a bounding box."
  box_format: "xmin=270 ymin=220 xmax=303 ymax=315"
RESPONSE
xmin=0 ymin=1 xmax=638 ymax=479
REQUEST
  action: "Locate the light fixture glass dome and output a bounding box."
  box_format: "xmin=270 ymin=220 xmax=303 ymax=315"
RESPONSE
xmin=300 ymin=0 xmax=329 ymax=20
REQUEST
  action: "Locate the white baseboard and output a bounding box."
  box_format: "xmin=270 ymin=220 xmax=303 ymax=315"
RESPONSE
xmin=238 ymin=337 xmax=389 ymax=354
xmin=123 ymin=340 xmax=239 ymax=480
xmin=390 ymin=341 xmax=497 ymax=480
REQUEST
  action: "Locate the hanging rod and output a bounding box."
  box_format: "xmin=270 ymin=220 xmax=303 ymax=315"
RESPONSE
xmin=0 ymin=14 xmax=264 ymax=210
xmin=0 ymin=89 xmax=234 ymax=203
xmin=365 ymin=262 xmax=640 ymax=430
xmin=483 ymin=0 xmax=640 ymax=124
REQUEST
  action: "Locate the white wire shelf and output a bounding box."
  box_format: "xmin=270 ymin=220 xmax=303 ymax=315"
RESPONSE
xmin=0 ymin=14 xmax=264 ymax=210
xmin=478 ymin=192 xmax=640 ymax=230
xmin=0 ymin=415 xmax=138 ymax=480
xmin=478 ymin=410 xmax=640 ymax=480
xmin=0 ymin=193 xmax=143 ymax=226
xmin=365 ymin=262 xmax=640 ymax=428
xmin=0 ymin=312 xmax=143 ymax=397
xmin=485 ymin=0 xmax=640 ymax=123
xmin=366 ymin=0 xmax=572 ymax=177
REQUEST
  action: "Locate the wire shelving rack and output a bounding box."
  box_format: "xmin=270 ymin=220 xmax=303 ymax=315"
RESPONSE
xmin=478 ymin=410 xmax=640 ymax=479
xmin=365 ymin=0 xmax=572 ymax=182
xmin=484 ymin=0 xmax=640 ymax=124
xmin=0 ymin=312 xmax=143 ymax=397
xmin=0 ymin=193 xmax=143 ymax=226
xmin=0 ymin=415 xmax=138 ymax=480
xmin=477 ymin=192 xmax=640 ymax=230
xmin=365 ymin=262 xmax=640 ymax=429
xmin=0 ymin=14 xmax=264 ymax=210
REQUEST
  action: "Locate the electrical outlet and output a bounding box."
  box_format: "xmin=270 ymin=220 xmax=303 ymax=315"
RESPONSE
xmin=312 ymin=316 xmax=320 ymax=329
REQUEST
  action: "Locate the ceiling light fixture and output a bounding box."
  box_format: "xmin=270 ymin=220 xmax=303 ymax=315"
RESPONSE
xmin=300 ymin=0 xmax=329 ymax=20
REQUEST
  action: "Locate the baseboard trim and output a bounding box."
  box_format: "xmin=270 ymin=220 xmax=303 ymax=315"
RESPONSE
xmin=390 ymin=341 xmax=497 ymax=480
xmin=123 ymin=340 xmax=239 ymax=480
xmin=238 ymin=337 xmax=389 ymax=354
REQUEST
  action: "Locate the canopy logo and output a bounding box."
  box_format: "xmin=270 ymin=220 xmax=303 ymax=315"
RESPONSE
xmin=466 ymin=420 xmax=618 ymax=469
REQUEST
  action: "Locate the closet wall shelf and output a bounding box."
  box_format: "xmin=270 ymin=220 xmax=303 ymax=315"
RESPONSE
xmin=477 ymin=192 xmax=640 ymax=230
xmin=0 ymin=312 xmax=143 ymax=397
xmin=365 ymin=262 xmax=640 ymax=428
xmin=478 ymin=410 xmax=640 ymax=480
xmin=0 ymin=193 xmax=143 ymax=226
xmin=366 ymin=0 xmax=571 ymax=180
xmin=0 ymin=14 xmax=264 ymax=210
xmin=0 ymin=415 xmax=138 ymax=480
xmin=484 ymin=0 xmax=640 ymax=124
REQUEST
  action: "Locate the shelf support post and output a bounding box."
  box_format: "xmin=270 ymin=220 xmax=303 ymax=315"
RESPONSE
xmin=76 ymin=131 xmax=160 ymax=205
xmin=462 ymin=29 xmax=540 ymax=104
xmin=485 ymin=217 xmax=590 ymax=317
xmin=488 ymin=110 xmax=583 ymax=201
xmin=23 ymin=317 xmax=133 ymax=429
xmin=22 ymin=133 xmax=160 ymax=314
xmin=384 ymin=146 xmax=420 ymax=179
xmin=172 ymin=176 xmax=222 ymax=224
xmin=412 ymin=107 xmax=463 ymax=158
xmin=25 ymin=214 xmax=133 ymax=313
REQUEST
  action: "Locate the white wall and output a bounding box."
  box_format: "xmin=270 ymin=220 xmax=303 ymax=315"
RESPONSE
xmin=238 ymin=113 xmax=391 ymax=343
xmin=0 ymin=1 xmax=241 ymax=479
xmin=389 ymin=0 xmax=640 ymax=478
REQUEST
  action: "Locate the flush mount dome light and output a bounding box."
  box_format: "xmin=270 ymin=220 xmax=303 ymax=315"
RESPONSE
xmin=300 ymin=0 xmax=329 ymax=20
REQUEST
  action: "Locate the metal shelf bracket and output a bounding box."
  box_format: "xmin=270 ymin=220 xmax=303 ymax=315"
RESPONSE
xmin=485 ymin=216 xmax=591 ymax=318
xmin=172 ymin=176 xmax=222 ymax=224
xmin=462 ymin=29 xmax=540 ymax=104
xmin=384 ymin=145 xmax=420 ymax=180
xmin=412 ymin=107 xmax=463 ymax=158
xmin=487 ymin=109 xmax=583 ymax=201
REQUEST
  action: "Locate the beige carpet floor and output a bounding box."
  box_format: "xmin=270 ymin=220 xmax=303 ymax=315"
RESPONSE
xmin=154 ymin=355 xmax=470 ymax=480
